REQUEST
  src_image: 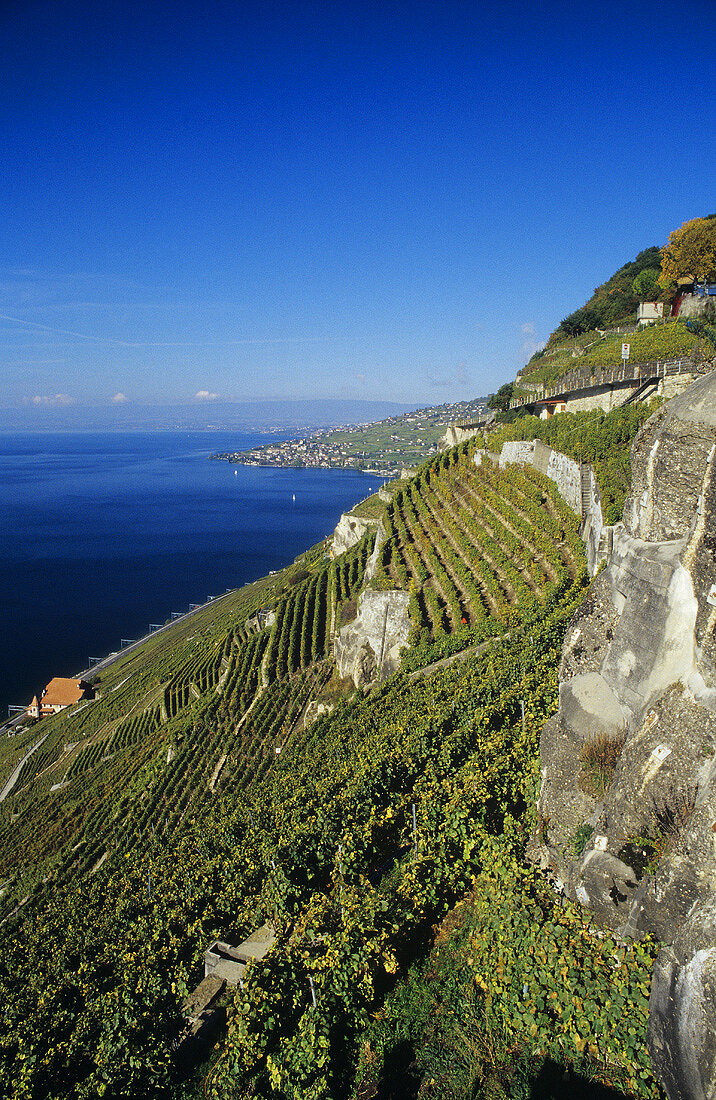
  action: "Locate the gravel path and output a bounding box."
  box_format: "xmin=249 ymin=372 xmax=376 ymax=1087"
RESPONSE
xmin=0 ymin=734 xmax=48 ymax=802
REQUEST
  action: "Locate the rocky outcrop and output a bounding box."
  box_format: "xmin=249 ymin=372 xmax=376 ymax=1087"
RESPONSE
xmin=302 ymin=699 xmax=335 ymax=728
xmin=334 ymin=588 xmax=411 ymax=688
xmin=363 ymin=521 xmax=386 ymax=585
xmin=649 ymin=897 xmax=716 ymax=1100
xmin=442 ymin=424 xmax=480 ymax=449
xmin=330 ymin=513 xmax=377 ymax=559
xmin=531 ymin=371 xmax=716 ymax=1100
xmin=441 ymin=412 xmax=494 ymax=450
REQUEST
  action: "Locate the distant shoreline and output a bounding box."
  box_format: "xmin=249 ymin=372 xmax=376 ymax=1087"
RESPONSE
xmin=0 ymin=433 xmax=377 ymax=720
xmin=213 ymin=454 xmax=393 ymax=476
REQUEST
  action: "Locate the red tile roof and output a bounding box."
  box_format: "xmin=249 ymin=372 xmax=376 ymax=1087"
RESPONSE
xmin=42 ymin=678 xmax=89 ymax=707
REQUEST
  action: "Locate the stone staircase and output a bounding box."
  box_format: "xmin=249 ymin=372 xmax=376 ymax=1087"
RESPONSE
xmin=579 ymin=464 xmax=591 ymax=520
xmin=177 ymin=923 xmax=275 ymax=1064
xmin=203 ymin=922 xmax=275 ymax=985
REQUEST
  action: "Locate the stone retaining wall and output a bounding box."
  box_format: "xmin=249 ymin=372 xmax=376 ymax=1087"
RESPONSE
xmin=495 ymin=439 xmax=608 ymax=575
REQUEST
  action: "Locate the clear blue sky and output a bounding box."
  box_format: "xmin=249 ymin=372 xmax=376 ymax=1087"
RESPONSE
xmin=2 ymin=0 xmax=715 ymax=419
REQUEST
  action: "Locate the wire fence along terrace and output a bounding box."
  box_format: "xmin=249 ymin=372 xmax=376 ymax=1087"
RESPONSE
xmin=509 ymin=356 xmax=696 ymax=408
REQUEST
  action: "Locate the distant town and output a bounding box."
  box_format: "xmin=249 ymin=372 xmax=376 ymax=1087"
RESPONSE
xmin=213 ymin=397 xmax=488 ymax=475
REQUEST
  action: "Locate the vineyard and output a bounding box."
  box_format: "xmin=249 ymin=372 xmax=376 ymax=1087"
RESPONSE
xmin=0 ymin=430 xmax=663 ymax=1100
xmin=0 ymin=515 xmax=377 ymax=900
xmin=373 ymin=441 xmax=582 ymax=641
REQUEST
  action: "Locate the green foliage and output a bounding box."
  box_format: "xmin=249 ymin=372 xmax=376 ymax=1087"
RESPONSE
xmin=522 ymin=318 xmax=698 ymax=387
xmin=488 ymin=401 xmax=655 ymax=523
xmin=356 ymin=850 xmax=659 ymax=1099
xmin=559 ymin=307 xmax=601 ymax=339
xmin=572 ymin=823 xmax=594 ymax=858
xmin=488 ymin=382 xmax=514 ymax=412
xmin=205 ymin=584 xmax=588 ymax=1100
xmin=685 ymin=303 xmax=716 ymax=351
xmin=581 ymin=320 xmax=698 ymax=369
xmin=556 ymin=247 xmax=661 ymax=337
xmin=0 ymin=565 xmax=591 ymax=1100
xmin=632 ymin=267 xmax=660 ymax=300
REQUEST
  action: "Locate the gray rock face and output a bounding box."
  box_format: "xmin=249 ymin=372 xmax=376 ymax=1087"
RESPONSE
xmin=531 ymin=372 xmax=716 ymax=1100
xmin=600 ymin=531 xmax=696 ymax=725
xmin=302 ymin=699 xmax=335 ymax=729
xmin=363 ymin=521 xmax=386 ymax=585
xmin=625 ymin=371 xmax=716 ymax=545
xmin=649 ymin=898 xmax=716 ymax=1100
xmin=331 ymin=513 xmax=377 ymax=559
xmin=334 ymin=588 xmax=411 ymax=687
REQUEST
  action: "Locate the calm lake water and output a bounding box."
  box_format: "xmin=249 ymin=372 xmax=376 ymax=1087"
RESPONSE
xmin=0 ymin=431 xmax=375 ymax=715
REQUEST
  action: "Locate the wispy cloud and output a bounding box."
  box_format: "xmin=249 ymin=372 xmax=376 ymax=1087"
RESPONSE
xmin=0 ymin=313 xmax=330 ymax=349
xmin=427 ymin=360 xmax=469 ymax=388
xmin=24 ymin=393 xmax=75 ymax=407
xmin=519 ymin=322 xmax=545 ymax=359
xmin=195 ymin=390 xmax=220 ymax=401
xmin=112 ymin=392 xmax=129 ymax=403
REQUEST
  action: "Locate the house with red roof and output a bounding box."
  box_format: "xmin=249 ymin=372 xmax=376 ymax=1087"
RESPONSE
xmin=27 ymin=677 xmax=92 ymax=720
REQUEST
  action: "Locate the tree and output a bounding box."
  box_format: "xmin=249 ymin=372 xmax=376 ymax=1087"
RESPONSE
xmin=659 ymin=216 xmax=716 ymax=289
xmin=632 ymin=267 xmax=660 ymax=300
xmin=488 ymin=382 xmax=513 ymax=412
xmin=559 ymin=306 xmax=599 ymax=337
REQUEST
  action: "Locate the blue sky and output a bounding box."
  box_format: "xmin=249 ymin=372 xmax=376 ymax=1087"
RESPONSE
xmin=2 ymin=0 xmax=715 ymax=419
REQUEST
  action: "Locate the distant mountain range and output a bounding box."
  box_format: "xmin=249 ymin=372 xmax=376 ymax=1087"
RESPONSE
xmin=0 ymin=398 xmax=417 ymax=433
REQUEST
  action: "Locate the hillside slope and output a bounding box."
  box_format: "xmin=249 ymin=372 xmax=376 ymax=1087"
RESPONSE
xmin=517 ymin=233 xmax=714 ymax=388
xmin=0 ymin=434 xmax=666 ymax=1100
xmin=214 ymin=396 xmax=488 ymax=475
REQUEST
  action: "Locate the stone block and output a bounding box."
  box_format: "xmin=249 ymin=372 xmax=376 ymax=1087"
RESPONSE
xmin=334 ymin=588 xmax=411 ymax=687
xmin=331 ymin=513 xmax=377 ymax=559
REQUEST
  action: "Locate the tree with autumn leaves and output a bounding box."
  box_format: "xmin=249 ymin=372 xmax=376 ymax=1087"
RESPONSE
xmin=659 ymin=215 xmax=716 ymax=289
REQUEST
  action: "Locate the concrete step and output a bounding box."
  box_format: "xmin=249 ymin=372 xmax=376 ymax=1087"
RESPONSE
xmin=235 ymin=923 xmax=275 ymax=963
xmin=204 ymin=924 xmax=275 ymax=985
xmin=182 ymin=974 xmax=225 ymax=1028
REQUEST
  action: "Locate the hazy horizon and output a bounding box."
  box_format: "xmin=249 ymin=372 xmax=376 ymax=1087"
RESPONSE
xmin=0 ymin=396 xmax=437 ymax=434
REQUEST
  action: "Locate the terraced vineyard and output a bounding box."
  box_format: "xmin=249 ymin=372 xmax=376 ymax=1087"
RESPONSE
xmin=0 ymin=520 xmax=379 ymax=902
xmin=0 ymin=444 xmax=581 ymax=902
xmin=373 ymin=441 xmax=583 ymax=639
xmin=0 ymin=568 xmax=284 ymax=885
xmin=0 ymin=433 xmax=644 ymax=1100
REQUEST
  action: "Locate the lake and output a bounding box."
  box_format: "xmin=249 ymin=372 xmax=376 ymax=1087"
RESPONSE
xmin=0 ymin=431 xmax=376 ymax=716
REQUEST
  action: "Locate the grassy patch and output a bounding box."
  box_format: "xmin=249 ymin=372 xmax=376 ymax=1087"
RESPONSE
xmin=578 ymin=729 xmax=627 ymax=799
xmin=521 ymin=320 xmax=699 ymax=386
xmin=572 ymin=823 xmax=594 ymax=858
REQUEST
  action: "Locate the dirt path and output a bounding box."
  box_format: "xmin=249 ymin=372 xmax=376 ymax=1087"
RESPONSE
xmin=0 ymin=734 xmax=48 ymax=802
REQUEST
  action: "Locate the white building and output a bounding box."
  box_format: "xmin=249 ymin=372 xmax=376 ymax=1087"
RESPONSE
xmin=637 ymin=302 xmax=664 ymax=326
